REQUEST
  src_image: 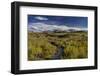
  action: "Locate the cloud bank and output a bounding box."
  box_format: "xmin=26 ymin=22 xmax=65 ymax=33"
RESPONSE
xmin=28 ymin=22 xmax=87 ymax=32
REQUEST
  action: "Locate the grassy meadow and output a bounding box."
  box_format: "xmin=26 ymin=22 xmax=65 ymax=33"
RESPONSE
xmin=28 ymin=31 xmax=88 ymax=61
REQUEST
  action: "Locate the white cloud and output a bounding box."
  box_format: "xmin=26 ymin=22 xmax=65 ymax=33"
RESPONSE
xmin=35 ymin=16 xmax=48 ymax=20
xmin=29 ymin=22 xmax=87 ymax=32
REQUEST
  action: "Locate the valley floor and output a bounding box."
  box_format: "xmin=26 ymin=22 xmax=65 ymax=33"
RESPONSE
xmin=28 ymin=31 xmax=88 ymax=61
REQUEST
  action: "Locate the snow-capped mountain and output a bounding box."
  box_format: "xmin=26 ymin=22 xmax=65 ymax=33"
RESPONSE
xmin=28 ymin=23 xmax=87 ymax=32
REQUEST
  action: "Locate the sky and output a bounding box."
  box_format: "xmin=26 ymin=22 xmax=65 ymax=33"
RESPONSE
xmin=28 ymin=15 xmax=88 ymax=28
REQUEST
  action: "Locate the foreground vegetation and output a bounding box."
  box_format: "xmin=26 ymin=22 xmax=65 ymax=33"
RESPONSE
xmin=28 ymin=31 xmax=88 ymax=61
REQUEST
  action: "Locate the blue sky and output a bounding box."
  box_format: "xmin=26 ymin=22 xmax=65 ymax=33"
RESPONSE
xmin=28 ymin=15 xmax=88 ymax=28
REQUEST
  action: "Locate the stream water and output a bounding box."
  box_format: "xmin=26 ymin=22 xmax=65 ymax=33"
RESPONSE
xmin=52 ymin=46 xmax=64 ymax=59
xmin=49 ymin=41 xmax=64 ymax=59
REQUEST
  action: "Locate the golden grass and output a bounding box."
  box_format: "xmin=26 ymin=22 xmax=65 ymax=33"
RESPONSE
xmin=28 ymin=31 xmax=88 ymax=61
